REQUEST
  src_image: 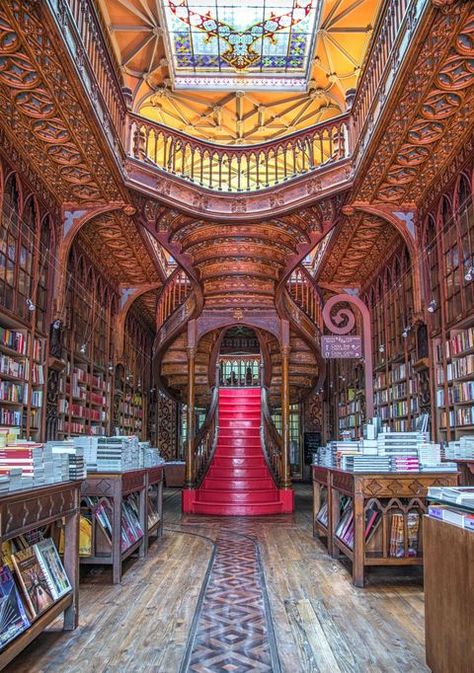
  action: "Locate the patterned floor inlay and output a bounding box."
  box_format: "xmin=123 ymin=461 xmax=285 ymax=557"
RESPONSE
xmin=183 ymin=528 xmax=280 ymax=673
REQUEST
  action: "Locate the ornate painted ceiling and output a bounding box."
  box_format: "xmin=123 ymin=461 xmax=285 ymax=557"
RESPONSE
xmin=97 ymin=0 xmax=381 ymax=143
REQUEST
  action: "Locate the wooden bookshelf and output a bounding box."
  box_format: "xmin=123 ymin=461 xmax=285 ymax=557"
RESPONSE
xmin=80 ymin=467 xmax=163 ymax=584
xmin=312 ymin=467 xmax=459 ymax=586
xmin=0 ymin=481 xmax=81 ymax=669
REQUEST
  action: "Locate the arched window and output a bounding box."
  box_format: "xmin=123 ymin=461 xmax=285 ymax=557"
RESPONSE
xmin=17 ymin=197 xmax=37 ymax=321
xmin=441 ymin=195 xmax=462 ymax=324
xmin=458 ymin=174 xmax=474 ymax=299
xmin=36 ymin=216 xmax=53 ymax=334
xmin=424 ymin=214 xmax=441 ymax=332
xmin=0 ymin=175 xmax=20 ymax=312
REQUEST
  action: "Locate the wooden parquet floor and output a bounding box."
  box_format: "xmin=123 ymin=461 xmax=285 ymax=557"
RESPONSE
xmin=5 ymin=485 xmax=429 ymax=673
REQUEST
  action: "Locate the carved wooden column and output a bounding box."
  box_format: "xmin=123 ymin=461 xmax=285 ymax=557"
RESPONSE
xmin=185 ymin=346 xmax=196 ymax=488
xmin=185 ymin=319 xmax=197 ymax=488
xmin=280 ymin=319 xmax=291 ymax=489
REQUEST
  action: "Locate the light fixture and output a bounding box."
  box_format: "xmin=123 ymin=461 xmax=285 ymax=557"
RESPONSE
xmin=79 ymin=344 xmax=86 ymax=354
xmin=52 ymin=319 xmax=61 ymax=330
xmin=465 ymin=266 xmax=474 ymax=282
xmin=402 ymin=326 xmax=411 ymax=339
xmin=427 ymin=299 xmax=437 ymax=313
xmin=108 ymin=363 xmax=114 ymax=372
xmin=379 ymin=344 xmax=385 ymax=353
xmin=26 ymin=298 xmax=35 ymax=311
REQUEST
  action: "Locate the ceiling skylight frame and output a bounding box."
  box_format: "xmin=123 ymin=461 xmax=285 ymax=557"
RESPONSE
xmin=158 ymin=0 xmax=323 ymax=92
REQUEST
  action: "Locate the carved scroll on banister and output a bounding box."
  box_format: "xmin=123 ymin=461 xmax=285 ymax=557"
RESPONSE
xmin=128 ymin=111 xmax=351 ymax=193
xmin=154 ymin=291 xmax=196 ymax=353
xmin=260 ymin=388 xmax=283 ymax=487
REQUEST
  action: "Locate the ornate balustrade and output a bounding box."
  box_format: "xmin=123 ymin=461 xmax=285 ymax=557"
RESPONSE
xmin=157 ymin=268 xmax=193 ymax=331
xmin=352 ymin=0 xmax=429 ymax=167
xmin=261 ymin=387 xmax=283 ymax=486
xmin=128 ymin=112 xmax=350 ymax=193
xmin=219 ymin=355 xmax=261 ymax=387
xmin=287 ymin=265 xmax=324 ymax=332
xmin=193 ymin=387 xmax=219 ymax=487
xmin=49 ymin=0 xmax=126 ymax=142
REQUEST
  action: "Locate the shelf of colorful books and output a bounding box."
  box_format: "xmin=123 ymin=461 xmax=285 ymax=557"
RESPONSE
xmin=325 ymin=468 xmax=459 ymax=587
xmin=0 ymin=480 xmax=81 ymax=668
xmin=80 ymin=470 xmax=150 ymax=583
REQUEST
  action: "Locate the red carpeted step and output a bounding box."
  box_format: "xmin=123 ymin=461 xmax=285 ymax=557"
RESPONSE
xmin=190 ymin=387 xmax=286 ymax=516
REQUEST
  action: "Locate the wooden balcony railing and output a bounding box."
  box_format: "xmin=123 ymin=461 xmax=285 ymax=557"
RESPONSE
xmin=156 ymin=268 xmax=192 ymax=331
xmin=128 ymin=112 xmax=350 ymax=193
xmin=287 ymin=266 xmax=324 ymax=331
xmin=352 ymin=0 xmax=428 ymax=158
xmin=218 ymin=355 xmax=261 ymax=387
xmin=261 ymin=387 xmax=283 ymax=487
xmin=59 ymin=0 xmax=126 ymax=140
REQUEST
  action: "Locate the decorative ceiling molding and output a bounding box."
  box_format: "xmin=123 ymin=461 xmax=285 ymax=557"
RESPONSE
xmin=0 ymin=1 xmax=125 ymax=203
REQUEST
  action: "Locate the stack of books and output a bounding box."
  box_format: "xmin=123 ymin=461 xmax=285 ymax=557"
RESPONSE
xmin=392 ymin=456 xmax=420 ymax=472
xmin=45 ymin=441 xmax=87 ymax=481
xmin=445 ymin=436 xmax=474 ymax=460
xmin=342 ymin=455 xmax=391 ymax=472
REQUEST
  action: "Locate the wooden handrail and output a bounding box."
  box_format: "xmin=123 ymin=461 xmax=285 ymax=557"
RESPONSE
xmin=261 ymin=387 xmax=283 ymax=487
xmin=128 ymin=112 xmax=350 ymax=193
xmin=193 ymin=387 xmax=219 ymax=487
xmin=287 ymin=265 xmax=324 ymax=332
xmin=156 ymin=267 xmax=193 ymax=331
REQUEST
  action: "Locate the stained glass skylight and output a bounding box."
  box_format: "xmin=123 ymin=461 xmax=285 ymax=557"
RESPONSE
xmin=159 ymin=0 xmax=321 ymax=91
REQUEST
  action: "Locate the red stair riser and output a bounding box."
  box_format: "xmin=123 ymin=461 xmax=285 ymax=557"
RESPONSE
xmin=196 ymin=489 xmax=279 ymax=504
xmin=212 ymin=457 xmax=267 ymax=467
xmin=219 ymin=420 xmax=260 ymax=429
xmin=218 ymin=429 xmax=260 ymax=437
xmin=191 ymin=502 xmax=284 ymax=516
xmin=202 ymin=478 xmax=275 ymax=491
xmin=208 ymin=467 xmax=269 ymax=478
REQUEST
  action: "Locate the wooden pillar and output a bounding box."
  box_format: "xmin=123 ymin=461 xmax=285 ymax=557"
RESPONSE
xmin=280 ymin=319 xmax=291 ymax=489
xmin=185 ymin=319 xmax=197 ymax=488
xmin=185 ymin=346 xmax=196 ymax=488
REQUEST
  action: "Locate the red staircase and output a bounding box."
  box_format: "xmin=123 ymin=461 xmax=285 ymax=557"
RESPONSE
xmin=190 ymin=388 xmax=289 ymax=516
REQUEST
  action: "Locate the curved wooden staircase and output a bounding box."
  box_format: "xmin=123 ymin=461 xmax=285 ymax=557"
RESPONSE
xmin=183 ymin=387 xmax=293 ymax=515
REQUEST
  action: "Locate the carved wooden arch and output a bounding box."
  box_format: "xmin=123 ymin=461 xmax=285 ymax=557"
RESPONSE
xmin=52 ymin=202 xmax=133 ymax=319
xmin=344 ymin=203 xmax=422 ymax=314
xmin=196 ymin=314 xmax=281 ymax=345
xmin=115 ymin=282 xmax=162 ymax=360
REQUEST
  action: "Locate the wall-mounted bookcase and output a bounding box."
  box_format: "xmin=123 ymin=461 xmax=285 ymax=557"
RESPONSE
xmin=434 ymin=323 xmax=474 ymax=440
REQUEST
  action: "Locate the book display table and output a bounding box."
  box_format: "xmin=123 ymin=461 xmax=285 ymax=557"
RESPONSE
xmin=312 ymin=467 xmax=459 ymax=587
xmin=164 ymin=461 xmax=185 ymax=487
xmin=81 ymin=470 xmax=147 ymax=584
xmin=452 ymin=459 xmax=474 ymax=486
xmin=81 ymin=467 xmax=164 ymax=584
xmin=0 ymin=481 xmax=82 ymax=670
xmin=424 ymin=514 xmax=474 ymax=673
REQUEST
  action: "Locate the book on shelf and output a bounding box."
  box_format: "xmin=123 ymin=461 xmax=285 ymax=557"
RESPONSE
xmin=389 ymin=511 xmax=420 ymax=558
xmin=0 ymin=564 xmax=30 ymax=649
xmin=11 ymin=546 xmax=56 ymax=619
xmin=33 ymin=539 xmax=71 ymax=601
xmin=316 ymin=502 xmax=328 ymax=527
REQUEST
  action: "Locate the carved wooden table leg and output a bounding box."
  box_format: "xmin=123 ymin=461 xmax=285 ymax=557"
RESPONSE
xmin=63 ymin=497 xmax=80 ymax=630
xmin=353 ymin=489 xmax=365 ymax=588
xmin=112 ymin=488 xmax=122 ymax=584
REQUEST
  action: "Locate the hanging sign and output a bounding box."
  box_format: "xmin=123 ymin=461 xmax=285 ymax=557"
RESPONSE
xmin=321 ymin=335 xmax=362 ymax=358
